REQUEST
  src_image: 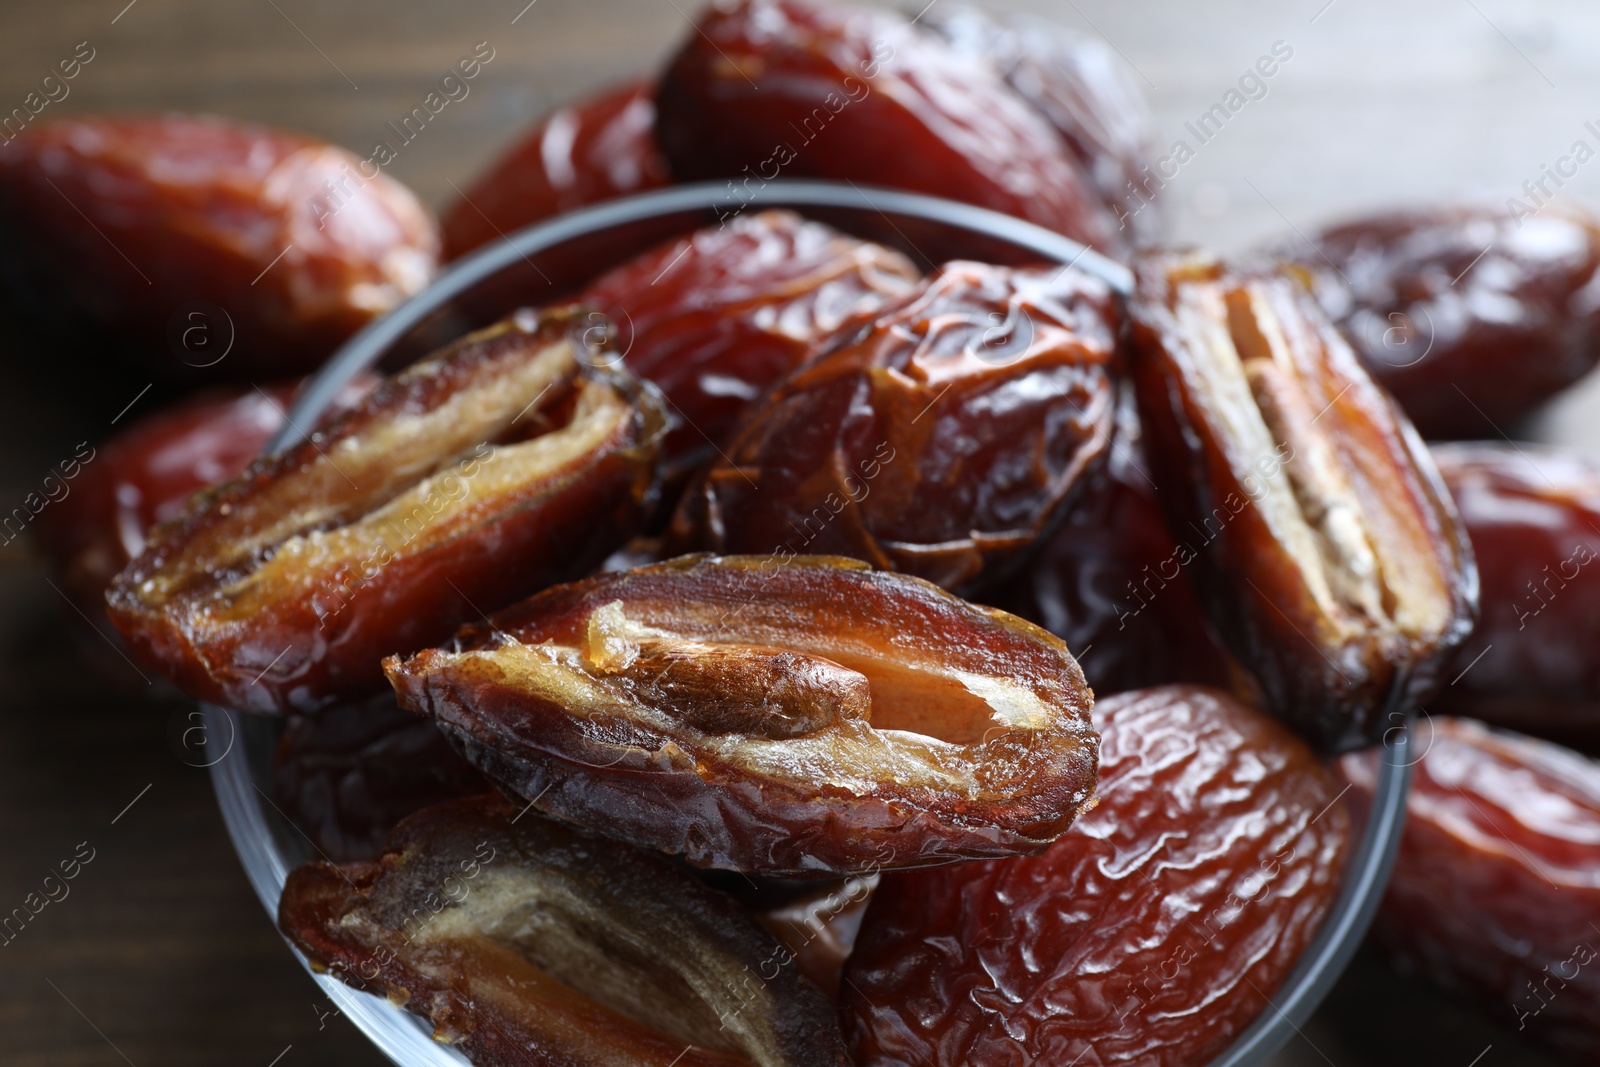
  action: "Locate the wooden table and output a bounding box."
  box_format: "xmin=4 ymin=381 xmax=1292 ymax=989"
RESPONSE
xmin=0 ymin=1 xmax=1589 ymax=1064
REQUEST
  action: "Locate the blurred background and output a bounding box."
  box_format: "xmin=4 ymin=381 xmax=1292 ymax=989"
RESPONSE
xmin=0 ymin=0 xmax=1590 ymax=1064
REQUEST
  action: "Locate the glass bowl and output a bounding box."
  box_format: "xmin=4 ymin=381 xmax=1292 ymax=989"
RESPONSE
xmin=201 ymin=179 xmax=1414 ymax=1067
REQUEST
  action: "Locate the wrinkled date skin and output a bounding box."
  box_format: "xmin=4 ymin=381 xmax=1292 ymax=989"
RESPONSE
xmin=654 ymin=0 xmax=1121 ymax=254
xmin=1432 ymin=443 xmax=1600 ymax=746
xmin=1277 ymin=204 xmax=1600 ymax=439
xmin=107 ymin=308 xmax=667 ymax=714
xmin=38 ymin=376 xmax=375 ymax=620
xmin=1342 ymin=718 xmax=1600 ymax=1062
xmin=385 ymin=555 xmax=1099 ymax=877
xmin=578 ymin=209 xmax=919 ymax=484
xmin=279 ymin=795 xmax=851 ymax=1066
xmin=670 ymin=261 xmax=1117 ymax=594
xmin=923 ymin=5 xmax=1157 ymax=246
xmin=989 ymin=389 xmax=1234 ymax=695
xmin=1130 ymin=251 xmax=1477 ymax=751
xmin=273 ymin=693 xmax=487 ymax=862
xmin=0 ymin=114 xmax=440 ymax=378
xmin=843 ymin=685 xmax=1350 ymax=1067
xmin=442 ymin=80 xmax=670 ymax=261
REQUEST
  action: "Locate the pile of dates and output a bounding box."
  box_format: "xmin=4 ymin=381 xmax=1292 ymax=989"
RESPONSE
xmin=11 ymin=0 xmax=1600 ymax=1064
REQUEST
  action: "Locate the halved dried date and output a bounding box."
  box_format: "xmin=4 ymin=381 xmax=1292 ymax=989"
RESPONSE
xmin=654 ymin=0 xmax=1121 ymax=253
xmin=1130 ymin=251 xmax=1477 ymax=750
xmin=578 ymin=209 xmax=918 ymax=484
xmin=442 ymin=80 xmax=670 ymax=261
xmin=1342 ymin=717 xmax=1600 ymax=1062
xmin=1432 ymin=443 xmax=1600 ymax=747
xmin=1274 ymin=204 xmax=1600 ymax=439
xmin=384 ymin=554 xmax=1098 ymax=876
xmin=843 ymin=685 xmax=1350 ymax=1067
xmin=668 ymin=261 xmax=1117 ymax=593
xmin=279 ymin=794 xmax=851 ymax=1066
xmin=0 ymin=113 xmax=439 ymax=378
xmin=107 ymin=308 xmax=667 ymax=714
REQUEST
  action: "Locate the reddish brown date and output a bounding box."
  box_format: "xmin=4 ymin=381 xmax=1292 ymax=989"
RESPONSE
xmin=0 ymin=114 xmax=439 ymax=378
xmin=578 ymin=209 xmax=918 ymax=484
xmin=923 ymin=5 xmax=1158 ymax=245
xmin=669 ymin=261 xmax=1117 ymax=593
xmin=384 ymin=554 xmax=1099 ymax=876
xmin=988 ymin=389 xmax=1235 ymax=695
xmin=1432 ymin=443 xmax=1600 ymax=747
xmin=1130 ymin=251 xmax=1477 ymax=750
xmin=1342 ymin=717 xmax=1600 ymax=1062
xmin=1276 ymin=204 xmax=1600 ymax=439
xmin=442 ymin=80 xmax=670 ymax=261
xmin=273 ymin=693 xmax=486 ymax=862
xmin=843 ymin=685 xmax=1350 ymax=1067
xmin=654 ymin=0 xmax=1121 ymax=253
xmin=280 ymin=794 xmax=851 ymax=1067
xmin=107 ymin=308 xmax=666 ymax=714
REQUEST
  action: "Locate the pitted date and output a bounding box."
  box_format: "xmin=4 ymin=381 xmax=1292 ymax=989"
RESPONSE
xmin=279 ymin=794 xmax=850 ymax=1067
xmin=384 ymin=554 xmax=1099 ymax=876
xmin=442 ymin=80 xmax=670 ymax=260
xmin=1432 ymin=443 xmax=1600 ymax=746
xmin=669 ymin=261 xmax=1117 ymax=593
xmin=843 ymin=685 xmax=1350 ymax=1067
xmin=107 ymin=308 xmax=667 ymax=714
xmin=1342 ymin=717 xmax=1600 ymax=1062
xmin=1130 ymin=251 xmax=1477 ymax=750
xmin=578 ymin=210 xmax=918 ymax=484
xmin=1275 ymin=204 xmax=1600 ymax=439
xmin=654 ymin=0 xmax=1121 ymax=253
xmin=0 ymin=114 xmax=439 ymax=378
xmin=923 ymin=5 xmax=1157 ymax=245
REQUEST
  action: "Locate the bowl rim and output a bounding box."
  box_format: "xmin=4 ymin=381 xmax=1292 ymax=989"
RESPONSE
xmin=206 ymin=176 xmax=1413 ymax=1067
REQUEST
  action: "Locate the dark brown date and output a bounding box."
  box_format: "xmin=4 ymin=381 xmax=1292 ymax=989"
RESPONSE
xmin=578 ymin=209 xmax=918 ymax=484
xmin=442 ymin=80 xmax=670 ymax=261
xmin=0 ymin=113 xmax=440 ymax=379
xmin=273 ymin=693 xmax=486 ymax=862
xmin=668 ymin=260 xmax=1117 ymax=593
xmin=1342 ymin=717 xmax=1600 ymax=1062
xmin=843 ymin=685 xmax=1350 ymax=1067
xmin=654 ymin=0 xmax=1121 ymax=253
xmin=1432 ymin=442 xmax=1600 ymax=747
xmin=279 ymin=794 xmax=851 ymax=1066
xmin=923 ymin=4 xmax=1158 ymax=245
xmin=106 ymin=308 xmax=666 ymax=714
xmin=1130 ymin=251 xmax=1477 ymax=750
xmin=384 ymin=554 xmax=1099 ymax=876
xmin=1275 ymin=204 xmax=1600 ymax=439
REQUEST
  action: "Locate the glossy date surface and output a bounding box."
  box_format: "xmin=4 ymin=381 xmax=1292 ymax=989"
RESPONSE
xmin=1276 ymin=204 xmax=1600 ymax=439
xmin=654 ymin=0 xmax=1121 ymax=253
xmin=279 ymin=794 xmax=850 ymax=1067
xmin=107 ymin=308 xmax=666 ymax=714
xmin=0 ymin=113 xmax=439 ymax=378
xmin=669 ymin=261 xmax=1118 ymax=593
xmin=1342 ymin=717 xmax=1600 ymax=1062
xmin=385 ymin=554 xmax=1099 ymax=876
xmin=1130 ymin=251 xmax=1477 ymax=750
xmin=843 ymin=685 xmax=1350 ymax=1067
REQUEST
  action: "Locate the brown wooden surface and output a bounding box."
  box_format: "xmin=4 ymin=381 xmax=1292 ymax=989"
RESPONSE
xmin=0 ymin=1 xmax=1592 ymax=1064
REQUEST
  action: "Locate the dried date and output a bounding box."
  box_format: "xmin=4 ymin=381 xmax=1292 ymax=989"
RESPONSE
xmin=1130 ymin=251 xmax=1477 ymax=750
xmin=107 ymin=308 xmax=666 ymax=714
xmin=654 ymin=0 xmax=1121 ymax=253
xmin=843 ymin=685 xmax=1350 ymax=1067
xmin=0 ymin=113 xmax=439 ymax=378
xmin=384 ymin=554 xmax=1099 ymax=876
xmin=1342 ymin=717 xmax=1600 ymax=1062
xmin=279 ymin=794 xmax=851 ymax=1066
xmin=668 ymin=260 xmax=1117 ymax=593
